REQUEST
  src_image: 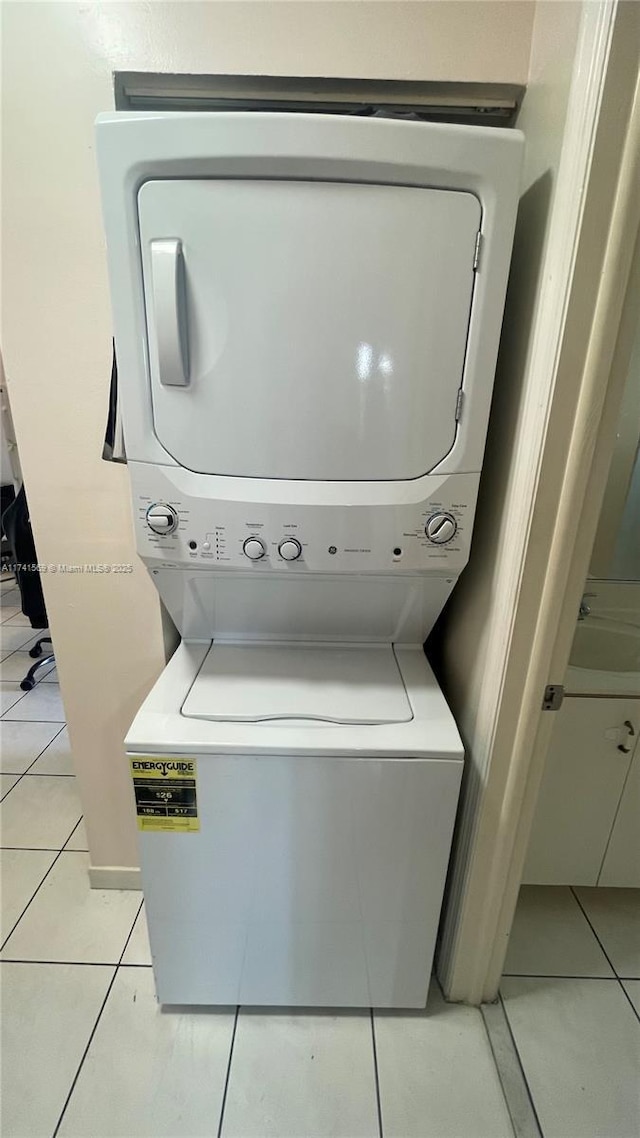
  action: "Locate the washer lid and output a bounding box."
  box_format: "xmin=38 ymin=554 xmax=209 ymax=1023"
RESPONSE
xmin=181 ymin=643 xmax=413 ymax=724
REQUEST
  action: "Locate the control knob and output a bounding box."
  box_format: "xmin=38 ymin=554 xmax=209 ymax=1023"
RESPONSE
xmin=243 ymin=537 xmax=266 ymax=560
xmin=146 ymin=503 xmax=178 ymax=535
xmin=278 ymin=538 xmax=302 ymax=561
xmin=425 ymin=512 xmax=457 ymax=544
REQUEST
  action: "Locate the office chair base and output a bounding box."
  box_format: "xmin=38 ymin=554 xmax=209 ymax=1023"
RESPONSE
xmin=20 ymin=653 xmax=55 ymax=690
xmin=29 ymin=636 xmax=52 ymax=659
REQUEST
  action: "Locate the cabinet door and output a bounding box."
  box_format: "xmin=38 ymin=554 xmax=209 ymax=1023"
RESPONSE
xmin=523 ymin=698 xmax=638 ymax=886
xmin=598 ymin=741 xmax=640 ymax=887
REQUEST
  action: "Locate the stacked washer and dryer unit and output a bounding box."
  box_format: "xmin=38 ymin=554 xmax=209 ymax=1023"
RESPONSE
xmin=96 ymin=112 xmax=522 ymax=1008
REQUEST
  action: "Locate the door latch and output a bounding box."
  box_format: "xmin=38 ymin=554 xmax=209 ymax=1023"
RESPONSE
xmin=542 ymin=684 xmax=564 ymax=711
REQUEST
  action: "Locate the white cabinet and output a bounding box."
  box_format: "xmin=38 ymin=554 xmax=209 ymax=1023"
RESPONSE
xmin=599 ymin=744 xmax=640 ymax=887
xmin=523 ymin=697 xmax=639 ymax=886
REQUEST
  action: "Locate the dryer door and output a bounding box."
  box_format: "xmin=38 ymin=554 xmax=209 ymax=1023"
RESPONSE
xmin=138 ymin=179 xmax=480 ymax=481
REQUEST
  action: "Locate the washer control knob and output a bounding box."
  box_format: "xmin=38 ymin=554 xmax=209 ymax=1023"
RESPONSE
xmin=278 ymin=538 xmax=302 ymax=561
xmin=146 ymin=503 xmax=178 ymax=535
xmin=243 ymin=537 xmax=266 ymax=560
xmin=425 ymin=512 xmax=457 ymax=544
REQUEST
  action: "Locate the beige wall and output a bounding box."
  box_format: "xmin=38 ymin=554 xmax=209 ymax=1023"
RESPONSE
xmin=1 ymin=0 xmax=534 ymax=872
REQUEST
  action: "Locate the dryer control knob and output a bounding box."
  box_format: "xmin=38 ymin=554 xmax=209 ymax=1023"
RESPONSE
xmin=425 ymin=513 xmax=457 ymax=544
xmin=146 ymin=503 xmax=178 ymax=535
xmin=243 ymin=537 xmax=266 ymax=560
xmin=278 ymin=538 xmax=302 ymax=561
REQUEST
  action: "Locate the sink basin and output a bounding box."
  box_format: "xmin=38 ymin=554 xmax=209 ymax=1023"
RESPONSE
xmin=570 ymin=618 xmax=640 ymax=673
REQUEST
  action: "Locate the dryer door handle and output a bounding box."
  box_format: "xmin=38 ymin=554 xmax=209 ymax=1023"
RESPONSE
xmin=150 ymin=239 xmax=190 ymax=387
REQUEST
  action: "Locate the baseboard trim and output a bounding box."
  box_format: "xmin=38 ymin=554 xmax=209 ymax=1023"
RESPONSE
xmin=89 ymin=865 xmax=142 ymax=890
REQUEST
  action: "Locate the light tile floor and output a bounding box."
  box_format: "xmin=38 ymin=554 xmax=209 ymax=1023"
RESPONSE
xmin=1 ymin=583 xmax=639 ymax=1138
xmin=502 ymin=885 xmax=640 ymax=1138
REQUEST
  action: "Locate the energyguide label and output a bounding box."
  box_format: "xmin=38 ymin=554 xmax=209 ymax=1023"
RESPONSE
xmin=129 ymin=757 xmax=199 ymax=833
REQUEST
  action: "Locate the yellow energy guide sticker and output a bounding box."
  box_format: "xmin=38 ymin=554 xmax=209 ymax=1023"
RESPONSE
xmin=129 ymin=757 xmax=199 ymax=832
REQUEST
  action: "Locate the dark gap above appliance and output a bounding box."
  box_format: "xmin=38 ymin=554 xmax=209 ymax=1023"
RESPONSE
xmin=114 ymin=72 xmax=524 ymax=128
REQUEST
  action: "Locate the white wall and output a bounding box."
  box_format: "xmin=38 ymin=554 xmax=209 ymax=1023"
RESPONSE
xmin=434 ymin=0 xmax=584 ymax=987
xmin=439 ymin=0 xmax=582 ymax=739
xmin=1 ymin=0 xmax=534 ymax=873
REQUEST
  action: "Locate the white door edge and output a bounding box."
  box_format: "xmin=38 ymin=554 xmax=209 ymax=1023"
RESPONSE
xmin=438 ymin=0 xmax=640 ymax=1004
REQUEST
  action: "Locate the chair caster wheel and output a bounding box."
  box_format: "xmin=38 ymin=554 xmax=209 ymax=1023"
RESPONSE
xmin=20 ymin=678 xmax=35 ymax=691
xmin=29 ymin=645 xmax=43 ymax=658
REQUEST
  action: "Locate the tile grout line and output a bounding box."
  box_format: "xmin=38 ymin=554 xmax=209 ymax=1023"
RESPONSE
xmin=1 ymin=846 xmax=77 ymax=852
xmin=52 ymin=898 xmax=145 ymax=1137
xmin=1 ymin=958 xmax=152 ymax=967
xmin=62 ymin=817 xmax=87 ymax=851
xmin=569 ymin=888 xmax=622 ymax=978
xmin=0 ymin=604 xmax=23 ymax=627
xmin=9 ymin=774 xmax=75 ymax=782
xmin=0 ymin=641 xmax=56 ymax=674
xmin=2 ymin=716 xmax=65 ymax=723
xmin=369 ymin=1009 xmax=384 ymax=1138
xmin=23 ymin=722 xmax=67 ymax=770
xmin=0 ymin=846 xmax=67 ymax=953
xmin=0 ymin=817 xmax=85 ymax=951
xmin=0 ymin=778 xmax=24 ymax=803
xmin=6 ymin=773 xmax=75 ymax=780
xmin=0 ymin=603 xmax=29 ymax=625
xmin=0 ymin=629 xmax=42 ymax=662
xmin=502 ymin=972 xmax=625 ymax=981
xmin=51 ymin=972 xmax=118 ymax=1138
xmin=1 ymin=675 xmax=59 ymax=689
xmin=568 ymin=888 xmax=640 ymax=1019
xmin=0 ymin=722 xmax=69 ymax=800
xmin=216 ymin=1006 xmax=240 ymax=1138
xmin=0 ymin=689 xmax=31 ymax=716
xmin=493 ymin=994 xmax=545 ymax=1138
xmin=0 ymin=719 xmax=71 ymax=810
xmin=617 ymin=982 xmax=640 ymax=1025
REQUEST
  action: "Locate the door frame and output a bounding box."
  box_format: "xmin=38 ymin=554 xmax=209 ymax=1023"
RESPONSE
xmin=438 ymin=0 xmax=640 ymax=1003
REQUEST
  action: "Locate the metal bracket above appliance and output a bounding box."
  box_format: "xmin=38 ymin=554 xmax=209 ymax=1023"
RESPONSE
xmin=114 ymin=73 xmax=524 ymax=128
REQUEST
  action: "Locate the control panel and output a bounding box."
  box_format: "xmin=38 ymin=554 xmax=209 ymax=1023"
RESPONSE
xmin=132 ymin=468 xmax=479 ymax=575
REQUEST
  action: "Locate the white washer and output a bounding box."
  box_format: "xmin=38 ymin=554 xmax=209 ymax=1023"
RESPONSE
xmin=127 ymin=642 xmax=463 ymax=1008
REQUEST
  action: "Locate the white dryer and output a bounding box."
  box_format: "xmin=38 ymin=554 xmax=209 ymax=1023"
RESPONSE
xmin=96 ymin=112 xmax=523 ymax=1007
